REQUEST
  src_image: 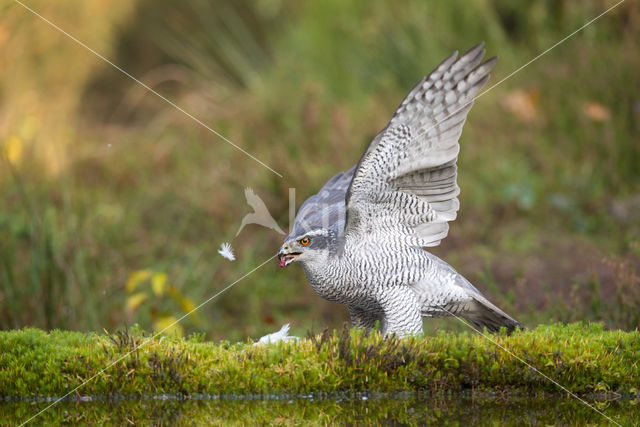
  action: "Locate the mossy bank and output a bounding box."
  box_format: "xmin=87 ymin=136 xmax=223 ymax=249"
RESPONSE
xmin=1 ymin=323 xmax=638 ymax=399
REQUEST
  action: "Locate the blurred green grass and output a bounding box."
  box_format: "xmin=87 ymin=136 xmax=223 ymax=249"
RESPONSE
xmin=1 ymin=0 xmax=639 ymax=341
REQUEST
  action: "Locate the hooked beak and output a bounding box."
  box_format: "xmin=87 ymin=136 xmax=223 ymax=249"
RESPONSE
xmin=278 ymin=245 xmax=301 ymax=268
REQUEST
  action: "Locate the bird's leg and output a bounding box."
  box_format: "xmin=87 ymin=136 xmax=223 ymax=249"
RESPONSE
xmin=347 ymin=305 xmax=381 ymax=331
xmin=379 ymin=288 xmax=423 ymax=337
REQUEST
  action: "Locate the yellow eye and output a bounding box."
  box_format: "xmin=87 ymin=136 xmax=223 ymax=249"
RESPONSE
xmin=300 ymin=237 xmax=310 ymax=246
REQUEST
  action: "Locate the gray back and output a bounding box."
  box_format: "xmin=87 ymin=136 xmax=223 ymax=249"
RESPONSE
xmin=288 ymin=166 xmax=355 ymax=240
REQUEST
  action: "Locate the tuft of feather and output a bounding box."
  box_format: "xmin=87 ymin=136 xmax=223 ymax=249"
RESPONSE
xmin=255 ymin=323 xmax=299 ymax=345
xmin=218 ymin=242 xmax=235 ymax=261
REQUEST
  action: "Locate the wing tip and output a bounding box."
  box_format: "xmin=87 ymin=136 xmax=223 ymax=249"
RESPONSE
xmin=432 ymin=50 xmax=460 ymax=76
xmin=461 ymin=42 xmax=485 ymax=61
xmin=481 ymin=55 xmax=498 ymax=71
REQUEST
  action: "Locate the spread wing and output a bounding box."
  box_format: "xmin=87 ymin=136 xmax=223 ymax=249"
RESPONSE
xmin=345 ymin=43 xmax=496 ymax=246
xmin=288 ymin=166 xmax=355 ymax=239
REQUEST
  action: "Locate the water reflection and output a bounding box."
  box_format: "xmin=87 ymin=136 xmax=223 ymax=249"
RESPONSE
xmin=1 ymin=393 xmax=635 ymax=424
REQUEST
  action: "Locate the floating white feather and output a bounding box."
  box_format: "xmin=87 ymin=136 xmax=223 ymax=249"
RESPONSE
xmin=218 ymin=242 xmax=235 ymax=261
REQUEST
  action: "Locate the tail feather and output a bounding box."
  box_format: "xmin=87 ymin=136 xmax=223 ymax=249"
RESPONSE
xmin=459 ymin=296 xmax=523 ymax=334
xmin=414 ymin=253 xmax=523 ymax=334
xmin=431 ymin=291 xmax=523 ymax=334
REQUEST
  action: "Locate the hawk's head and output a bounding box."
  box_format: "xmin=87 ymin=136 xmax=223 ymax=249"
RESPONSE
xmin=277 ymin=229 xmax=333 ymax=267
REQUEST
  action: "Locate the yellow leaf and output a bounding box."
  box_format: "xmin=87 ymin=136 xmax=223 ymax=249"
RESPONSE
xmin=3 ymin=135 xmax=23 ymax=165
xmin=178 ymin=296 xmax=197 ymax=313
xmin=168 ymin=285 xmax=197 ymax=313
xmin=154 ymin=315 xmax=183 ymax=337
xmin=126 ymin=269 xmax=152 ymax=292
xmin=125 ymin=292 xmax=147 ymax=312
xmin=151 ymin=272 xmax=167 ymax=296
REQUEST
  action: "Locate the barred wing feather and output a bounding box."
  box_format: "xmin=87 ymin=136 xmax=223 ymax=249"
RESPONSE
xmin=345 ymin=43 xmax=496 ymax=246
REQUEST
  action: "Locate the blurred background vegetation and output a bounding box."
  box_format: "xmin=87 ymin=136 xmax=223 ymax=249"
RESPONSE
xmin=1 ymin=0 xmax=638 ymax=341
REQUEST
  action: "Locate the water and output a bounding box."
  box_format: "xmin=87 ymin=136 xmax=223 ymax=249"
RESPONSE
xmin=1 ymin=393 xmax=636 ymax=425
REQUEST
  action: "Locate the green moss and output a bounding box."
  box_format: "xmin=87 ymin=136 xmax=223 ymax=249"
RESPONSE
xmin=0 ymin=323 xmax=638 ymax=398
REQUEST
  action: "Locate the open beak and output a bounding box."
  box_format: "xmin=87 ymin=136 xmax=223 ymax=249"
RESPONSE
xmin=278 ymin=246 xmax=301 ymax=268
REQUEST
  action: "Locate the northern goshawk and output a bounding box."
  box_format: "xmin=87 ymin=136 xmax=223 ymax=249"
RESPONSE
xmin=278 ymin=43 xmax=521 ymax=336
